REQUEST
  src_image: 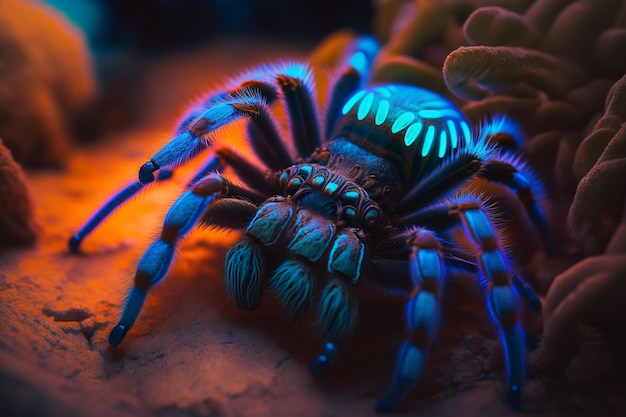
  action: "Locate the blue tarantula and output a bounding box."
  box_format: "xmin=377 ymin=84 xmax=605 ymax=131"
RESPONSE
xmin=69 ymin=37 xmax=550 ymax=412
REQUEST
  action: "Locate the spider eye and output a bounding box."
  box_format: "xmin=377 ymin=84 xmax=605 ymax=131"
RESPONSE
xmin=343 ymin=207 xmax=357 ymax=219
xmin=341 ymin=188 xmax=360 ymax=206
xmin=279 ymin=170 xmax=290 ymax=186
xmin=363 ymin=206 xmax=379 ymax=227
xmin=287 ymin=177 xmax=302 ymax=190
xmin=311 ymin=170 xmax=328 ymax=188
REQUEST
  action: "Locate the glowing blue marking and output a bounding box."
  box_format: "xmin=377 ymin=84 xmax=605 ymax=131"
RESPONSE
xmin=341 ymin=90 xmax=366 ymax=115
xmin=313 ymin=175 xmax=325 ymax=187
xmin=461 ymin=121 xmax=472 ymax=146
xmin=391 ymin=112 xmax=415 ymax=134
xmin=438 ymin=130 xmax=447 ymax=158
xmin=349 ymin=51 xmax=367 ymax=74
xmin=289 ymin=177 xmax=302 ymax=187
xmin=357 ymin=92 xmax=375 ymax=120
xmin=421 ymin=125 xmax=436 ymax=157
xmin=376 ymin=86 xmax=391 ymax=98
xmin=375 ymin=100 xmax=390 ymax=125
xmin=417 ymin=109 xmax=442 ymax=119
xmin=343 ymin=190 xmax=359 ymax=200
xmin=418 ymin=99 xmax=451 ymax=109
xmin=418 ymin=108 xmax=460 ymax=118
xmin=324 ymin=182 xmax=339 ymax=194
xmin=299 ymin=165 xmax=312 ymax=174
xmin=447 ymin=120 xmax=458 ymax=148
xmin=404 ymin=122 xmax=423 ymax=147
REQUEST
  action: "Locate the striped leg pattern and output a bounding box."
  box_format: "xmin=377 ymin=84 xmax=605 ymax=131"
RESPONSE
xmin=451 ymin=195 xmax=525 ymax=409
xmin=376 ymin=229 xmax=445 ymax=412
xmin=108 ymin=173 xmax=257 ymax=346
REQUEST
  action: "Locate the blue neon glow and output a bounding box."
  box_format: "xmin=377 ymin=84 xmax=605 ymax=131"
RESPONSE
xmin=481 ymin=115 xmax=522 ymax=147
xmin=447 ymin=120 xmax=458 ymax=148
xmin=343 ymin=190 xmax=359 ymax=200
xmin=391 ymin=112 xmax=415 ymax=134
xmin=417 ymin=108 xmax=460 ymax=118
xmin=421 ymin=125 xmax=436 ymax=157
xmin=375 ymin=100 xmax=390 ymax=125
xmin=357 ymin=92 xmax=375 ymax=120
xmin=461 ymin=121 xmax=472 ymax=146
xmin=349 ymin=51 xmax=367 ymax=75
xmin=341 ymin=90 xmax=366 ymax=115
xmin=313 ymin=175 xmax=325 ymax=186
xmin=324 ymin=182 xmax=339 ymax=194
xmin=404 ymin=122 xmax=423 ymax=147
xmin=376 ymin=86 xmax=391 ymax=98
xmin=438 ymin=130 xmax=447 ymax=158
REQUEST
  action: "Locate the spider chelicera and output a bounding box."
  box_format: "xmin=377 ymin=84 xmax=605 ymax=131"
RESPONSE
xmin=70 ymin=37 xmax=550 ymax=412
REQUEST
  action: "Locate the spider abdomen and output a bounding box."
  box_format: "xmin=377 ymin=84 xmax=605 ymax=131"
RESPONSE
xmin=334 ymin=84 xmax=473 ymax=183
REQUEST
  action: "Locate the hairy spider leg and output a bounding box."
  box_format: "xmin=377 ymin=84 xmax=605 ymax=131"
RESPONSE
xmin=478 ymin=154 xmax=554 ymax=254
xmin=224 ymin=197 xmax=363 ymax=373
xmin=450 ymin=195 xmax=525 ymax=409
xmin=68 ymin=90 xmax=252 ymax=252
xmin=68 ymin=155 xmax=220 ymax=253
xmin=324 ymin=36 xmax=380 ymax=139
xmin=108 ymin=173 xmax=265 ymax=346
xmin=310 ymin=276 xmax=358 ymax=375
xmin=376 ymin=229 xmax=445 ymax=413
xmin=395 ymin=126 xmax=553 ymax=254
xmin=273 ymin=67 xmax=321 ymax=158
xmin=396 ymin=137 xmax=493 ymax=212
xmin=70 ymin=63 xmax=315 ymax=253
xmin=399 ymin=202 xmax=542 ymax=314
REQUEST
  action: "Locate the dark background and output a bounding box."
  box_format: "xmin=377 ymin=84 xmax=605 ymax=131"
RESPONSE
xmin=44 ymin=0 xmax=374 ymax=53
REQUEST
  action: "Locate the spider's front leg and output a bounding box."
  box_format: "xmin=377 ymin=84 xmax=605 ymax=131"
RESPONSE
xmin=68 ymin=65 xmax=302 ymax=252
xmin=108 ymin=172 xmax=264 ymax=346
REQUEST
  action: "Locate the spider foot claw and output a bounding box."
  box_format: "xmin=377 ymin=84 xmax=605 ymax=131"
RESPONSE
xmin=507 ymin=384 xmax=522 ymax=411
xmin=309 ymin=342 xmax=336 ymax=376
xmin=108 ymin=324 xmax=128 ymax=346
xmin=68 ymin=234 xmax=82 ymax=253
xmin=375 ymin=377 xmax=412 ymax=413
xmin=139 ymin=161 xmax=159 ymax=184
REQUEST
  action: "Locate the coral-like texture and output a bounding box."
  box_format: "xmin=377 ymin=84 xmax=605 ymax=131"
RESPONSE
xmin=373 ymin=0 xmax=626 ymax=403
xmin=0 ymin=140 xmax=37 ymax=247
xmin=0 ymin=0 xmax=97 ymax=167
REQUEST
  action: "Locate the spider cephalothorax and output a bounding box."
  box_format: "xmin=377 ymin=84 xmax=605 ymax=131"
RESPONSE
xmin=70 ymin=37 xmax=550 ymax=412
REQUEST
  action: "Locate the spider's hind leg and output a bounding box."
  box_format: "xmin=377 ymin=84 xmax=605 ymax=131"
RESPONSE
xmin=479 ymin=152 xmax=555 ymax=255
xmin=450 ymin=194 xmax=526 ymax=409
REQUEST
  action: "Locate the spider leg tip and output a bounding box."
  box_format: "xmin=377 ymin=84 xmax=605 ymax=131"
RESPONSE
xmin=309 ymin=342 xmax=337 ymax=376
xmin=309 ymin=355 xmax=329 ymax=376
xmin=68 ymin=235 xmax=82 ymax=253
xmin=507 ymin=384 xmax=522 ymax=410
xmin=108 ymin=324 xmax=128 ymax=346
xmin=374 ymin=395 xmax=395 ymax=413
xmin=139 ymin=161 xmax=159 ymax=184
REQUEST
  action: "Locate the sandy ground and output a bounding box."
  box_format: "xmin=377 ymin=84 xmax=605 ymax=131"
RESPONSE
xmin=1 ymin=39 xmax=624 ymax=417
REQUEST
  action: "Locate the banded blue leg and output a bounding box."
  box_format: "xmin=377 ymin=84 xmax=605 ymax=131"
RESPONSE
xmin=108 ymin=174 xmax=224 ymax=346
xmin=376 ymin=229 xmax=445 ymax=412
